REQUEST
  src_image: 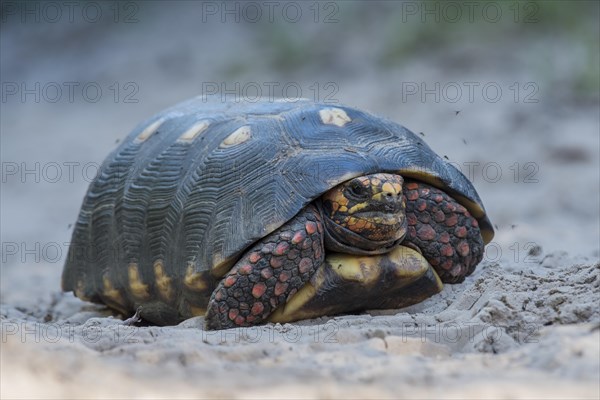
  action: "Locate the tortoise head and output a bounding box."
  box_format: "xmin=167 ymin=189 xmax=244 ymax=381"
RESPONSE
xmin=319 ymin=173 xmax=407 ymax=254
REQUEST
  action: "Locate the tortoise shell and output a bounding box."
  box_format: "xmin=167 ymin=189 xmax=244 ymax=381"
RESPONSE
xmin=62 ymin=97 xmax=493 ymax=315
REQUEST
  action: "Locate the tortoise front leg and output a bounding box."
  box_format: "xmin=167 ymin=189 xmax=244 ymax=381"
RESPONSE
xmin=402 ymin=180 xmax=485 ymax=283
xmin=205 ymin=205 xmax=325 ymax=330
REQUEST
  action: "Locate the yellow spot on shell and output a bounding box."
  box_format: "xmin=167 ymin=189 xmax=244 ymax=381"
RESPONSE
xmin=220 ymin=126 xmax=251 ymax=148
xmin=189 ymin=305 xmax=206 ymax=317
xmin=184 ymin=262 xmax=208 ymax=291
xmin=74 ymin=280 xmax=90 ymax=301
xmin=178 ymin=120 xmax=210 ymax=142
xmin=154 ymin=260 xmax=173 ymax=301
xmin=135 ymin=118 xmax=165 ymax=143
xmin=102 ymin=273 xmax=123 ymax=305
xmin=319 ymin=108 xmax=351 ymax=127
xmin=128 ymin=263 xmax=149 ymax=299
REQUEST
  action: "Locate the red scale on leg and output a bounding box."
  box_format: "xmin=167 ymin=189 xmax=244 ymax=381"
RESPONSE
xmin=273 ymin=242 xmax=290 ymax=256
xmin=249 ymin=252 xmax=261 ymax=263
xmin=457 ymin=241 xmax=470 ymax=257
xmin=455 ymin=226 xmax=467 ymax=238
xmin=406 ymin=190 xmax=419 ymax=201
xmin=279 ymin=270 xmax=292 ymax=282
xmin=292 ymin=231 xmax=306 ymax=244
xmin=224 ymin=275 xmax=237 ymax=288
xmin=251 ymin=302 xmax=264 ymax=316
xmin=298 ymin=258 xmax=313 ymax=274
xmin=270 ymin=256 xmax=284 ymax=268
xmin=416 ymin=199 xmax=427 ymax=211
xmin=407 ymin=213 xmax=418 ymax=226
xmin=238 ymin=264 xmax=253 ymax=275
xmin=440 ymin=244 xmax=454 ymax=257
xmin=260 ymin=268 xmax=273 ymax=279
xmin=274 ymin=282 xmax=288 ymax=296
xmin=439 ymin=231 xmax=450 ymax=243
xmin=403 ymin=180 xmax=484 ymax=284
xmin=305 ymin=221 xmax=318 ymax=235
xmin=433 ymin=210 xmax=446 ymax=223
xmin=445 ymin=214 xmax=458 ymax=227
xmin=417 ymin=225 xmax=436 ymax=241
xmin=252 ymin=282 xmax=267 ymax=298
xmin=205 ymin=205 xmax=324 ymax=330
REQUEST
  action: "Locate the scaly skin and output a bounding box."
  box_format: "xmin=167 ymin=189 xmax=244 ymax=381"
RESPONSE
xmin=205 ymin=174 xmax=484 ymax=329
xmin=403 ymin=180 xmax=484 ymax=283
xmin=205 ymin=205 xmax=325 ymax=330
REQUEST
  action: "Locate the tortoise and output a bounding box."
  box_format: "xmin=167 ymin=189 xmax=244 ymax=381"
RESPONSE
xmin=62 ymin=97 xmax=494 ymax=330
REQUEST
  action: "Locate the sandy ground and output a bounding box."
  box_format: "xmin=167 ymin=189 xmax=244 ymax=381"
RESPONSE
xmin=1 ymin=2 xmax=599 ymax=399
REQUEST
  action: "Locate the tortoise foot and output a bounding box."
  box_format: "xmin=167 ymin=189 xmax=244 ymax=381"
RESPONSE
xmin=403 ymin=180 xmax=484 ymax=283
xmin=205 ymin=206 xmax=325 ymax=330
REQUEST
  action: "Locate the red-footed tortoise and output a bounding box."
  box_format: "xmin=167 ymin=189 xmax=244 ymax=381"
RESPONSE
xmin=62 ymin=97 xmax=494 ymax=330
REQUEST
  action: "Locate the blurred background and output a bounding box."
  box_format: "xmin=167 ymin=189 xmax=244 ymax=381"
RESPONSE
xmin=1 ymin=0 xmax=599 ymax=287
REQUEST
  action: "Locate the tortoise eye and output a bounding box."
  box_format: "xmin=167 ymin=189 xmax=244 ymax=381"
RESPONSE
xmin=347 ymin=182 xmax=368 ymax=200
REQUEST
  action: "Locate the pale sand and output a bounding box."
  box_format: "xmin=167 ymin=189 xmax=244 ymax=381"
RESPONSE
xmin=1 ymin=253 xmax=598 ymax=399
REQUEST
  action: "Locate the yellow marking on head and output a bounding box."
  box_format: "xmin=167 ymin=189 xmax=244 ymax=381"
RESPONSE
xmin=128 ymin=263 xmax=150 ymax=299
xmin=381 ymin=182 xmax=396 ymax=194
xmin=370 ymin=177 xmax=381 ymax=187
xmin=184 ymin=262 xmax=208 ymax=291
xmin=347 ymin=201 xmax=368 ymax=214
xmin=338 ymin=205 xmax=348 ymax=213
xmin=392 ymin=183 xmax=402 ymax=193
xmin=178 ymin=120 xmax=210 ymax=142
xmin=220 ymin=126 xmax=251 ymax=148
xmin=102 ymin=273 xmax=123 ymax=305
xmin=153 ymin=260 xmax=174 ymax=301
xmin=135 ymin=118 xmax=165 ymax=143
xmin=319 ymin=108 xmax=351 ymax=127
xmin=347 ymin=216 xmax=358 ymax=227
xmin=371 ymin=193 xmax=389 ymax=203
